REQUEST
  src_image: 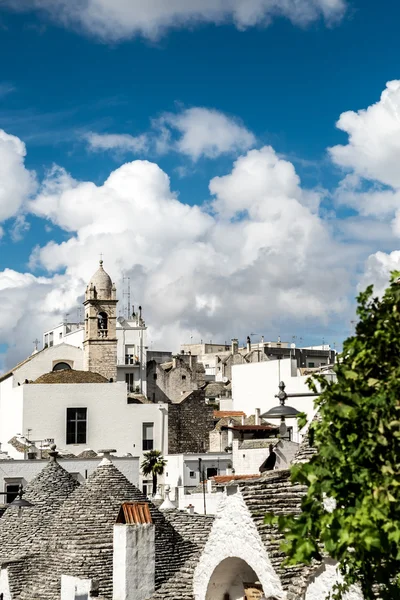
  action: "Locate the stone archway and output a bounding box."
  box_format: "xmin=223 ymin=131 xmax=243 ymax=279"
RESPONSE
xmin=205 ymin=557 xmax=260 ymax=600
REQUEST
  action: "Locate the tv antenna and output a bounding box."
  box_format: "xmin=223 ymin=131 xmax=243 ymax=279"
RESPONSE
xmin=123 ymin=275 xmax=131 ymax=319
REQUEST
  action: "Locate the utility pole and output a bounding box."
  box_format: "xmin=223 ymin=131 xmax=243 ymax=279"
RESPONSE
xmin=198 ymin=458 xmax=206 ymax=515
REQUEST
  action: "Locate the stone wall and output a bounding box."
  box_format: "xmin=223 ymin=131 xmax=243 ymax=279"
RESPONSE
xmin=148 ymin=356 xmax=205 ymax=404
xmin=84 ymin=340 xmax=117 ymax=381
xmin=168 ymin=391 xmax=214 ymax=454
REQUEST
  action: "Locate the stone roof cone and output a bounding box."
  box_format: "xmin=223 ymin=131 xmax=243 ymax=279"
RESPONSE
xmin=30 ymin=458 xmax=150 ymax=599
xmin=0 ymin=445 xmax=79 ymax=600
xmin=0 ymin=445 xmax=79 ymax=564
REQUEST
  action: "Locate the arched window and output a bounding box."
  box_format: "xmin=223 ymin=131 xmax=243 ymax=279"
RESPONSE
xmin=98 ymin=312 xmax=108 ymax=337
xmin=53 ymin=362 xmax=72 ymax=372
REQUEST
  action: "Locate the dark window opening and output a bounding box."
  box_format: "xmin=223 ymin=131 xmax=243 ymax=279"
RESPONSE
xmin=97 ymin=312 xmax=108 ymax=331
xmin=66 ymin=408 xmax=87 ymax=444
xmin=189 ymin=471 xmax=196 ymax=478
xmin=142 ymin=422 xmax=154 ymax=451
xmin=207 ymin=467 xmax=218 ymax=479
xmin=5 ymin=483 xmax=21 ymax=504
xmin=182 ymin=375 xmax=186 ymax=381
xmin=153 ymin=373 xmax=157 ymax=380
xmin=53 ymin=362 xmax=71 ymax=372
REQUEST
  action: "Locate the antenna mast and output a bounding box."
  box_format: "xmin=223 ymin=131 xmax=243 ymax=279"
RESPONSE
xmin=123 ymin=275 xmax=131 ymax=319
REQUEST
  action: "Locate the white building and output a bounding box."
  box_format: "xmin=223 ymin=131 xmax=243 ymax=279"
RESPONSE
xmin=0 ymin=262 xmax=168 ymax=491
xmin=231 ymin=358 xmax=335 ymax=443
xmin=164 ymin=452 xmax=232 ymax=490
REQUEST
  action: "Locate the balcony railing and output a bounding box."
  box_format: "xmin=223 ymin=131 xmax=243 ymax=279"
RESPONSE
xmin=98 ymin=329 xmax=108 ymax=338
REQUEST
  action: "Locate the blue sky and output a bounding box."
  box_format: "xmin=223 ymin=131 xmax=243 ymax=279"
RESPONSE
xmin=1 ymin=0 xmax=400 ymax=369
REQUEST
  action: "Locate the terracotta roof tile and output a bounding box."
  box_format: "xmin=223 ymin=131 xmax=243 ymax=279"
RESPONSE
xmin=213 ymin=410 xmax=246 ymax=418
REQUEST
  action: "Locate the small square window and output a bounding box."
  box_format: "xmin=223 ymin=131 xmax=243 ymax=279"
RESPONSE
xmin=182 ymin=375 xmax=186 ymax=381
xmin=189 ymin=471 xmax=196 ymax=478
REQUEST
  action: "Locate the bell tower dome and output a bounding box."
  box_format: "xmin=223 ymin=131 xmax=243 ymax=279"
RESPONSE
xmin=83 ymin=260 xmax=118 ymax=381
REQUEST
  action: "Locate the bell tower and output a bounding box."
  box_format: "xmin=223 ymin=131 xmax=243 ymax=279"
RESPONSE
xmin=83 ymin=260 xmax=118 ymax=381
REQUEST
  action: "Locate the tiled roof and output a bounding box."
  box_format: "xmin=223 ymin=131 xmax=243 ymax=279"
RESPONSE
xmin=212 ymin=474 xmax=260 ymax=484
xmin=213 ymin=410 xmax=246 ymax=418
xmin=34 ymin=369 xmax=108 ymax=384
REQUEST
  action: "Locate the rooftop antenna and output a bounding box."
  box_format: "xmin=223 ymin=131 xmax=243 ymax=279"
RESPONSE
xmin=123 ymin=275 xmax=131 ymax=319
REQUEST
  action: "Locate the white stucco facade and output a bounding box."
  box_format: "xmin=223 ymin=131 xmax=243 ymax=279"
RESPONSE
xmin=305 ymin=560 xmax=363 ymax=600
xmin=165 ymin=453 xmax=231 ymax=489
xmin=0 ymin=377 xmax=168 ymax=487
xmin=193 ymin=490 xmax=285 ymax=600
xmin=113 ymin=524 xmax=155 ymax=600
xmin=232 ymin=358 xmax=322 ymax=442
xmin=0 ymin=567 xmax=11 ymax=600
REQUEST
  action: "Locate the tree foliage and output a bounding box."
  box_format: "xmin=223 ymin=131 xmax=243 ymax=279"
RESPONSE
xmin=266 ymin=274 xmax=400 ymax=599
xmin=141 ymin=449 xmax=167 ymax=496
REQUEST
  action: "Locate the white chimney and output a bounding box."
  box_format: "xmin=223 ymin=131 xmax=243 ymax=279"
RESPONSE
xmin=255 ymin=408 xmax=260 ymax=426
xmin=231 ymin=339 xmax=238 ymax=355
xmin=228 ymin=418 xmax=234 ymax=446
xmin=113 ymin=523 xmax=155 ymax=600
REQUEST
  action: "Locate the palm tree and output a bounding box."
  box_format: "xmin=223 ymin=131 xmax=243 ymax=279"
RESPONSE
xmin=141 ymin=450 xmax=167 ymax=496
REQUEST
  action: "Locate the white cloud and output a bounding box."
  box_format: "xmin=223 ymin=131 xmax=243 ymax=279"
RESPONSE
xmin=85 ymin=132 xmax=149 ymax=153
xmin=0 ymin=129 xmax=37 ymax=222
xmin=330 ymin=81 xmax=400 ymax=189
xmin=3 ymin=0 xmax=347 ymax=41
xmin=358 ymin=251 xmax=400 ymax=296
xmin=329 ymin=81 xmax=400 ymax=291
xmin=0 ymin=142 xmax=351 ymax=368
xmin=84 ymin=107 xmax=256 ymax=161
xmin=159 ymin=107 xmax=256 ymax=160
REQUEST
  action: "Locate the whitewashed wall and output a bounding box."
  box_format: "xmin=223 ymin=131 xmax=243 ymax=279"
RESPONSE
xmin=61 ymin=575 xmax=91 ymax=600
xmin=0 ymin=378 xmax=24 ymax=457
xmin=11 ymin=343 xmax=84 ymax=386
xmin=1 ymin=382 xmax=168 ymax=468
xmin=305 ymin=560 xmax=363 ymax=600
xmin=193 ymin=490 xmax=284 ymax=600
xmin=0 ymin=568 xmax=11 ymax=600
xmin=232 ymin=439 xmax=299 ymax=475
xmin=232 ymin=359 xmax=319 ymax=442
xmin=164 ymin=453 xmax=231 ymax=488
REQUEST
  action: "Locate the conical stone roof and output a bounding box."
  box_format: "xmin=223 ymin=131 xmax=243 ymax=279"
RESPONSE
xmin=20 ymin=458 xmax=197 ymax=600
xmin=0 ymin=452 xmax=79 ymax=564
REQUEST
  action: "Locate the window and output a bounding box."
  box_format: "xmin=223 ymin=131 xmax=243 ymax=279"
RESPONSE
xmin=153 ymin=373 xmax=157 ymax=380
xmin=182 ymin=375 xmax=186 ymax=381
xmin=44 ymin=334 xmax=48 ymax=347
xmin=66 ymin=408 xmax=87 ymax=444
xmin=53 ymin=362 xmax=71 ymax=372
xmin=142 ymin=422 xmax=154 ymax=451
xmin=49 ymin=332 xmax=54 ymax=347
xmin=5 ymin=481 xmax=22 ymax=504
xmin=207 ymin=467 xmax=218 ymax=479
xmin=308 ymin=362 xmax=315 ymax=368
xmin=189 ymin=471 xmax=196 ymax=478
xmin=59 ymin=332 xmax=63 ymax=339
xmin=126 ymin=373 xmax=135 ymax=393
xmin=97 ymin=312 xmax=108 ymax=336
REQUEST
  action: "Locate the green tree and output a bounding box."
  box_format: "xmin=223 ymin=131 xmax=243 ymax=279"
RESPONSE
xmin=266 ymin=274 xmax=400 ymax=600
xmin=141 ymin=450 xmax=167 ymax=496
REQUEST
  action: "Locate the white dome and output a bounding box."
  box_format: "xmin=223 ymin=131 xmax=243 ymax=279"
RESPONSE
xmin=88 ymin=260 xmax=113 ymax=299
